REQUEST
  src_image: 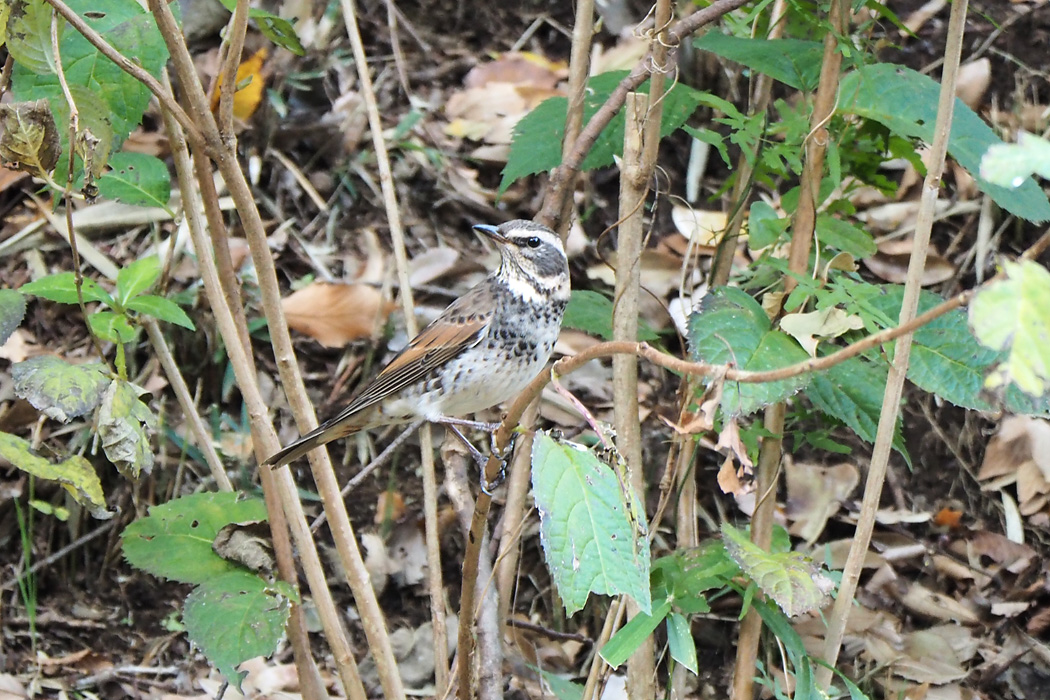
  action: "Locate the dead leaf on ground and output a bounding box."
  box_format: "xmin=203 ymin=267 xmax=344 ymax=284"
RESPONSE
xmin=785 ymin=460 xmax=859 ymax=543
xmin=282 ymin=282 xmax=395 ymax=348
xmin=780 ymin=307 xmax=865 ymax=357
xmin=210 ymin=47 xmax=269 ymax=122
xmin=408 ymin=247 xmax=460 ymax=287
xmin=670 ymin=204 xmax=730 ymax=246
xmin=955 ymin=59 xmax=991 ymax=110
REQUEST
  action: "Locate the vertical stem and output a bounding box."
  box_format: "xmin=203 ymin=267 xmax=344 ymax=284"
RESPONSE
xmin=730 ymin=403 xmax=784 ymax=700
xmin=615 ymin=92 xmax=655 ymax=700
xmin=785 ymin=0 xmax=849 ymax=295
xmin=815 ymin=0 xmax=968 ymax=690
xmin=554 ymin=0 xmax=594 ymax=236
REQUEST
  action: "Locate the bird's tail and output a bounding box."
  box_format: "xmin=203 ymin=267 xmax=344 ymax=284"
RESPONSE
xmin=262 ymin=420 xmax=359 ymax=468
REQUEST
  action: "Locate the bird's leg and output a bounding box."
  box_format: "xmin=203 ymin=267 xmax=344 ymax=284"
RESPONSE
xmin=437 ymin=416 xmax=502 ymax=432
xmin=438 ymin=419 xmax=509 ymax=495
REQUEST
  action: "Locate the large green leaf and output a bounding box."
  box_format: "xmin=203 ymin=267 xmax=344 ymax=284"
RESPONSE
xmin=688 ymin=286 xmax=810 ymax=416
xmin=96 ymin=153 xmax=172 ymax=209
xmin=531 ymin=433 xmax=651 ymax=616
xmin=12 ymin=0 xmax=169 ymax=158
xmin=805 ymin=354 xmax=909 ymax=464
xmin=839 ymin=63 xmax=1050 ymax=223
xmin=693 ymin=35 xmax=828 ymax=91
xmin=183 ymin=570 xmax=293 ymax=691
xmin=501 ymin=71 xmax=704 ymax=191
xmin=122 ymin=492 xmax=269 ymax=584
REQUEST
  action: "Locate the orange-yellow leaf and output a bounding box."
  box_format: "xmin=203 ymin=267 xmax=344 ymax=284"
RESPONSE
xmin=211 ymin=47 xmax=269 ymax=121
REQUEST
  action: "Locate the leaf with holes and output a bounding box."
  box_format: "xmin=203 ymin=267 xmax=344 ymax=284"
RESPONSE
xmin=122 ymin=492 xmax=268 ymax=584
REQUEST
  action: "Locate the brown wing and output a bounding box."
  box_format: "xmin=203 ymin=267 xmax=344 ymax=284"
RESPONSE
xmin=263 ymin=291 xmax=492 ymax=468
xmin=327 ymin=295 xmax=492 ymax=422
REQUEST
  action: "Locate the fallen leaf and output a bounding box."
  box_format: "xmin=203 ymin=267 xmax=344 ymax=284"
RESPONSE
xmin=282 ymin=282 xmax=395 ymax=348
xmin=780 ymin=307 xmax=864 ymax=357
xmin=210 ymin=47 xmax=269 ymax=121
xmin=955 ymin=59 xmax=991 ymax=110
xmin=785 ymin=460 xmax=859 ymax=543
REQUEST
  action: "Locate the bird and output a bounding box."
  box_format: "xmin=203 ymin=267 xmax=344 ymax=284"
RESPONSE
xmin=263 ymin=219 xmax=570 ymax=469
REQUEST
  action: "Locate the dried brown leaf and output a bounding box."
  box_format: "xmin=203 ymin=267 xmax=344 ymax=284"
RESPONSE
xmin=282 ymin=282 xmax=394 ymax=348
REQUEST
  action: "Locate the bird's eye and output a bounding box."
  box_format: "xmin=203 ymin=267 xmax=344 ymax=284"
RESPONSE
xmin=524 ymin=236 xmax=542 ymax=249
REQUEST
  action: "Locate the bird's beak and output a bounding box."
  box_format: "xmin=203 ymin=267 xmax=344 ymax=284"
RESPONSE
xmin=472 ymin=223 xmax=508 ymax=244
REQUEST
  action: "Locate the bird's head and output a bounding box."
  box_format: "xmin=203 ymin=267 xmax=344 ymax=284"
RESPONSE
xmin=473 ymin=220 xmax=569 ymax=297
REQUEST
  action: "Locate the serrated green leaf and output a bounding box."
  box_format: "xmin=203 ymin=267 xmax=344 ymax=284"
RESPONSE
xmin=127 ymin=294 xmax=195 ymax=330
xmin=183 ymin=570 xmax=291 ymax=691
xmin=20 ymin=272 xmax=114 ymax=305
xmin=721 ymin=523 xmax=831 ymax=617
xmin=839 ymin=64 xmax=1050 ymax=223
xmin=0 ymin=290 xmax=27 ymax=345
xmin=693 ymin=35 xmax=827 ymax=91
xmin=0 ymin=432 xmax=110 ymax=518
xmin=865 ymin=284 xmax=1049 ymax=415
xmin=688 ymin=286 xmax=810 ymax=416
xmin=599 ymin=597 xmax=671 ymax=668
xmin=89 ymin=310 xmax=137 ymax=344
xmin=666 ymin=612 xmax=699 ymax=674
xmin=805 ymin=355 xmax=909 ymax=464
xmin=501 ymin=71 xmax=704 ymax=192
xmin=562 ymin=289 xmax=657 ymax=341
xmin=122 ymin=492 xmax=269 ymax=584
xmin=531 ymin=433 xmax=651 ymax=616
xmin=11 ymin=356 xmax=108 ymax=422
xmin=97 ymin=379 xmax=155 ymax=478
xmin=97 ymin=153 xmax=172 ymax=209
xmin=11 ymin=0 xmax=169 ymax=156
xmin=215 ymin=0 xmax=304 ymax=55
xmin=116 ymin=256 xmax=161 ymax=307
xmin=816 ymin=214 xmax=877 ymax=258
xmin=970 ymin=260 xmax=1050 ymax=398
xmin=981 ymin=132 xmax=1050 ymax=187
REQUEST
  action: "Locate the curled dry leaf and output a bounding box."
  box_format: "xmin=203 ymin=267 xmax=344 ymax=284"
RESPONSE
xmin=785 ymin=460 xmax=860 ymax=544
xmin=955 ymin=58 xmax=991 ymax=110
xmin=671 ymin=204 xmax=730 ymax=246
xmin=282 ymin=282 xmax=395 ymax=348
xmin=863 ymin=238 xmax=956 ymax=285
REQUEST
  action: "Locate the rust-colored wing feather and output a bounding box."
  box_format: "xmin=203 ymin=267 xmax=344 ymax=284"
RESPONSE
xmin=263 ymin=293 xmax=492 ymax=467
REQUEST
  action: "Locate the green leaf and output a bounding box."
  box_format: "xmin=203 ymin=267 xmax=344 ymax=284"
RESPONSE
xmin=816 ymin=214 xmax=877 ymax=259
xmin=562 ymin=289 xmax=658 ymax=341
xmin=97 ymin=152 xmax=172 ymax=208
xmin=722 ymin=523 xmax=831 ymax=617
xmin=11 ymin=355 xmax=108 ymax=422
xmin=688 ymin=286 xmax=810 ymax=416
xmin=805 ymin=355 xmax=909 ymax=464
xmin=599 ymin=597 xmax=672 ymax=668
xmin=981 ymin=132 xmax=1050 ymax=187
xmin=97 ymin=379 xmax=156 ymax=478
xmin=666 ymin=612 xmax=699 ymax=674
xmin=839 ymin=64 xmax=1050 ymax=223
xmin=215 ymin=0 xmax=304 ymax=55
xmin=533 ymin=668 xmax=584 ymax=700
xmin=12 ymin=0 xmax=169 ymax=157
xmin=693 ymin=35 xmax=827 ymax=91
xmin=531 ymin=433 xmax=651 ymax=616
xmin=122 ymin=492 xmax=269 ymax=584
xmin=970 ymin=260 xmax=1050 ymax=398
xmin=127 ymin=294 xmax=195 ymax=330
xmin=20 ymin=272 xmax=114 ymax=305
xmin=0 ymin=289 xmax=27 ymax=345
xmin=747 ymin=200 xmax=788 ymax=250
xmin=501 ymin=71 xmax=704 ymax=192
xmin=4 ymin=0 xmax=57 ymax=75
xmin=0 ymin=432 xmax=110 ymax=519
xmin=88 ymin=310 xmax=137 ymax=344
xmin=183 ymin=570 xmax=292 ymax=691
xmin=116 ymin=256 xmax=161 ymax=307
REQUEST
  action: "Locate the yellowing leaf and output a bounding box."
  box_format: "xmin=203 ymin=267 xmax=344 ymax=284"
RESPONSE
xmin=780 ymin=306 xmax=865 ymax=357
xmin=211 ymin=47 xmax=269 ymax=121
xmin=0 ymin=432 xmax=110 ymax=519
xmin=282 ymin=282 xmax=395 ymax=348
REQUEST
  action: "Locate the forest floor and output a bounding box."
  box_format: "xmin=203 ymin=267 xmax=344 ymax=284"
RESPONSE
xmin=2 ymin=0 xmax=1050 ymax=698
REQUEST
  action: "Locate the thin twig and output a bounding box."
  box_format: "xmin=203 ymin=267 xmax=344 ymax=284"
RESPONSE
xmin=815 ymin=0 xmax=970 ymax=691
